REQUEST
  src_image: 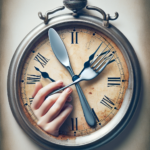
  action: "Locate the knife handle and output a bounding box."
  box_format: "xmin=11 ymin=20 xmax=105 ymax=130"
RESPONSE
xmin=75 ymin=83 xmax=96 ymax=127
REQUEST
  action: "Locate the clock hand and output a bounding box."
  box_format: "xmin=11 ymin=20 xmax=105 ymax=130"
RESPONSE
xmin=79 ymin=43 xmax=103 ymax=76
xmin=78 ymin=42 xmax=111 ymax=76
xmin=34 ymin=66 xmax=55 ymax=82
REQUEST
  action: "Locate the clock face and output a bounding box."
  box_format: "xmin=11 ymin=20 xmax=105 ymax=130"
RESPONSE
xmin=19 ymin=25 xmax=129 ymax=140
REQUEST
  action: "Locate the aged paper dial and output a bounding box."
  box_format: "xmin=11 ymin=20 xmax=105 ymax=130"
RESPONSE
xmin=20 ymin=26 xmax=129 ymax=139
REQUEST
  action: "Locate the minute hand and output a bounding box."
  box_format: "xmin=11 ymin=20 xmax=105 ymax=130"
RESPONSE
xmin=49 ymin=28 xmax=96 ymax=127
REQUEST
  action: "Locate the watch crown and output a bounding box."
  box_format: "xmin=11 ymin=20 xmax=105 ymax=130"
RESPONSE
xmin=63 ymin=0 xmax=87 ymax=13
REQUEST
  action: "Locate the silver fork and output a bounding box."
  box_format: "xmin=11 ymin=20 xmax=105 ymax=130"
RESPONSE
xmin=48 ymin=51 xmax=114 ymax=96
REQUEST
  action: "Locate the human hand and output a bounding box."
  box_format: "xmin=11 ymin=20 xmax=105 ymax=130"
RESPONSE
xmin=31 ymin=80 xmax=73 ymax=136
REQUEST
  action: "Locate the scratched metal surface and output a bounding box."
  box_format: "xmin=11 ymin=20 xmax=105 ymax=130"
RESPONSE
xmin=0 ymin=0 xmax=149 ymax=150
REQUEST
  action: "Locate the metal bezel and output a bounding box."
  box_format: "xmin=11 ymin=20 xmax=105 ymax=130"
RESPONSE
xmin=7 ymin=13 xmax=141 ymax=150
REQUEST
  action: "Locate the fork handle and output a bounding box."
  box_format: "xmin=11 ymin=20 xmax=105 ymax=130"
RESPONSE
xmin=66 ymin=67 xmax=96 ymax=127
xmin=75 ymin=83 xmax=96 ymax=127
xmin=47 ymin=78 xmax=81 ymax=96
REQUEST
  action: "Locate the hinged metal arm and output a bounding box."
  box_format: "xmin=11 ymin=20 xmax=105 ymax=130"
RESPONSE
xmin=38 ymin=6 xmax=65 ymax=24
xmin=86 ymin=5 xmax=119 ymax=27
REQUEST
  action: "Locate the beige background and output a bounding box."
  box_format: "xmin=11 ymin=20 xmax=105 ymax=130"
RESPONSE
xmin=0 ymin=0 xmax=149 ymax=150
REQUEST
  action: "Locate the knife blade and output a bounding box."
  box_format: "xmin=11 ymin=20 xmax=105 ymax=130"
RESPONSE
xmin=48 ymin=28 xmax=96 ymax=127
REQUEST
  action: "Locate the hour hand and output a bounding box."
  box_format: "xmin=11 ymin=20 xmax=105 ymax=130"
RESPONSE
xmin=34 ymin=66 xmax=55 ymax=82
xmin=79 ymin=43 xmax=103 ymax=76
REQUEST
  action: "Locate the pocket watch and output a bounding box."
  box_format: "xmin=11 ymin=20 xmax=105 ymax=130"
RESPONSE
xmin=7 ymin=0 xmax=141 ymax=149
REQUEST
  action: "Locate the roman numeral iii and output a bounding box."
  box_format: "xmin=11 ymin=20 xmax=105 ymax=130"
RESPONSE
xmin=107 ymin=77 xmax=121 ymax=87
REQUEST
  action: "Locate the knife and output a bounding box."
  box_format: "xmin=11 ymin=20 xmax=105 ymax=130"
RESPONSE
xmin=48 ymin=28 xmax=96 ymax=127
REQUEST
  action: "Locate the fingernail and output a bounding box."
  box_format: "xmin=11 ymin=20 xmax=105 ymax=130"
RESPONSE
xmin=56 ymin=80 xmax=63 ymax=85
xmin=66 ymin=87 xmax=72 ymax=93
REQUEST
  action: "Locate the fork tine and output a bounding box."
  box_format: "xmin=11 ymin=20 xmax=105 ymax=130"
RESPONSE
xmin=90 ymin=45 xmax=109 ymax=65
xmin=96 ymin=53 xmax=114 ymax=73
xmin=104 ymin=51 xmax=115 ymax=60
xmin=91 ymin=50 xmax=110 ymax=68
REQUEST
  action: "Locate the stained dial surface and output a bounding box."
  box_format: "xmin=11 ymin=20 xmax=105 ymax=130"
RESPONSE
xmin=20 ymin=26 xmax=129 ymax=139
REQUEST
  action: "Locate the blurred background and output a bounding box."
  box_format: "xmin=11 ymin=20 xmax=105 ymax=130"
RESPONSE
xmin=0 ymin=0 xmax=149 ymax=149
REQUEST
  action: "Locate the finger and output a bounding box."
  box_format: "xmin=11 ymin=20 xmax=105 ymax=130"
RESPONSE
xmin=34 ymin=94 xmax=72 ymax=119
xmin=44 ymin=104 xmax=73 ymax=136
xmin=37 ymin=93 xmax=61 ymax=117
xmin=58 ymin=102 xmax=73 ymax=115
xmin=31 ymin=82 xmax=43 ymax=110
xmin=32 ymin=82 xmax=43 ymax=98
xmin=43 ymin=87 xmax=72 ymax=123
xmin=57 ymin=84 xmax=65 ymax=94
xmin=32 ymin=80 xmax=63 ymax=110
xmin=59 ymin=84 xmax=72 ymax=102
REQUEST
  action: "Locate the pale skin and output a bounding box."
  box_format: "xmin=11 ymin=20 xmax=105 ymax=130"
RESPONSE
xmin=31 ymin=80 xmax=73 ymax=136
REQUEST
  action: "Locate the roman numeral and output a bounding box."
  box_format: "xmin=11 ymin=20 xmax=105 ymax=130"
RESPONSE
xmin=34 ymin=53 xmax=50 ymax=68
xmin=71 ymin=32 xmax=78 ymax=44
xmin=26 ymin=74 xmax=41 ymax=84
xmin=107 ymin=77 xmax=121 ymax=87
xmin=92 ymin=108 xmax=100 ymax=122
xmin=100 ymin=95 xmax=114 ymax=110
xmin=29 ymin=98 xmax=34 ymax=104
xmin=71 ymin=118 xmax=78 ymax=136
xmin=100 ymin=50 xmax=115 ymax=64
